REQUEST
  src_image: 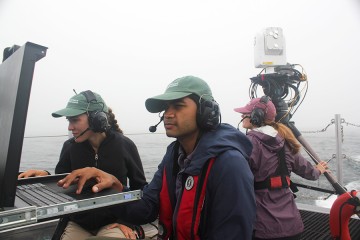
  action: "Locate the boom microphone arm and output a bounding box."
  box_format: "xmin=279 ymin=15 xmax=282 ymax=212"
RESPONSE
xmin=288 ymin=116 xmax=360 ymax=221
xmin=291 ymin=125 xmax=360 ymax=223
xmin=286 ymin=122 xmax=347 ymax=195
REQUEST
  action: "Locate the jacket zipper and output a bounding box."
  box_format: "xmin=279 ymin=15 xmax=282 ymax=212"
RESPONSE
xmin=95 ymin=153 xmax=98 ymax=167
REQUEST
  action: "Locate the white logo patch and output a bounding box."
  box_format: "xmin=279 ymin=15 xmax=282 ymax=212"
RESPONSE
xmin=166 ymin=81 xmax=179 ymax=89
xmin=68 ymin=99 xmax=79 ymax=104
xmin=185 ymin=176 xmax=194 ymax=190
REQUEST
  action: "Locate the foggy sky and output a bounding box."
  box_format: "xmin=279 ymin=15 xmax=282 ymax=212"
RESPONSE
xmin=1 ymin=0 xmax=360 ymax=137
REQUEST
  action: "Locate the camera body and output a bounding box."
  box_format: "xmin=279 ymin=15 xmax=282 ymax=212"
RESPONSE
xmin=254 ymin=27 xmax=287 ymax=68
xmin=251 ymin=27 xmax=307 ymax=124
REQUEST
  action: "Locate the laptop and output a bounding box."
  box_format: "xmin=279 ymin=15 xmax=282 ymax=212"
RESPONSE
xmin=0 ymin=42 xmax=142 ymax=231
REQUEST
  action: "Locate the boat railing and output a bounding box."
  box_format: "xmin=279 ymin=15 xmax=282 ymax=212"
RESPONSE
xmin=300 ymin=114 xmax=360 ymax=186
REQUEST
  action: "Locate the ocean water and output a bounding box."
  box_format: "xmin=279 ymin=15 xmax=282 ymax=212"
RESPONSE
xmin=20 ymin=133 xmax=173 ymax=183
xmin=20 ymin=132 xmax=360 ymax=207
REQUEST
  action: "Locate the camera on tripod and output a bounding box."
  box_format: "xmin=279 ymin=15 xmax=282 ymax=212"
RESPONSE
xmin=254 ymin=27 xmax=286 ymax=68
xmin=250 ymin=27 xmax=308 ymax=124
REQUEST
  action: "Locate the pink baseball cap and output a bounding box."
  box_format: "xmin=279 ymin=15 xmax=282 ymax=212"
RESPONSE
xmin=234 ymin=97 xmax=277 ymax=122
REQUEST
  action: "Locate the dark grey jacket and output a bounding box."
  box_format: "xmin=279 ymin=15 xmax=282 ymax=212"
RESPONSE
xmin=247 ymin=126 xmax=320 ymax=239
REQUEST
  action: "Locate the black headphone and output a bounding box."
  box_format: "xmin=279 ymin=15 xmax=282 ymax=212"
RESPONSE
xmin=196 ymin=96 xmax=221 ymax=130
xmin=81 ymin=90 xmax=110 ymax=133
xmin=250 ymin=96 xmax=271 ymax=127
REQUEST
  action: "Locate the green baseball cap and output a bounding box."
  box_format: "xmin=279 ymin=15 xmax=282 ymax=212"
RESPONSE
xmin=145 ymin=76 xmax=214 ymax=113
xmin=52 ymin=90 xmax=108 ymax=118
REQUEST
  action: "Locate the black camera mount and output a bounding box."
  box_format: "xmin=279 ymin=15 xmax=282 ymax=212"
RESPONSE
xmin=249 ymin=64 xmax=307 ymax=124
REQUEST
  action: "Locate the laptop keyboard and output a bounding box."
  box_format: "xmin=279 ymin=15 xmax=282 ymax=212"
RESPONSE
xmin=16 ymin=183 xmax=76 ymax=207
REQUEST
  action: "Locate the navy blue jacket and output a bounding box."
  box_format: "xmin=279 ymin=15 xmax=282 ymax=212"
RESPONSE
xmin=116 ymin=123 xmax=256 ymax=239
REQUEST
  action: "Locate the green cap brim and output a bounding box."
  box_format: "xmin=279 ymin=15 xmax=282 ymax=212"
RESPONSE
xmin=52 ymin=108 xmax=86 ymax=118
xmin=145 ymin=92 xmax=192 ymax=113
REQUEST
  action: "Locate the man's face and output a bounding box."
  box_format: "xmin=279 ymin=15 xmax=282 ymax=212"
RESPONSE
xmin=163 ymin=97 xmax=199 ymax=141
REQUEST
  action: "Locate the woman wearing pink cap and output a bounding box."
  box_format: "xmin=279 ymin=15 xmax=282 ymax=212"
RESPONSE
xmin=234 ymin=96 xmax=328 ymax=240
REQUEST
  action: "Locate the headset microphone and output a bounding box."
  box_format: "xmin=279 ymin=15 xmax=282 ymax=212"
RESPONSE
xmin=149 ymin=116 xmax=164 ymax=133
xmin=74 ymin=128 xmax=90 ymax=141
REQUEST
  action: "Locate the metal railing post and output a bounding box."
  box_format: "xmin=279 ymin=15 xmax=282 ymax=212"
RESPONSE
xmin=334 ymin=114 xmax=343 ymax=186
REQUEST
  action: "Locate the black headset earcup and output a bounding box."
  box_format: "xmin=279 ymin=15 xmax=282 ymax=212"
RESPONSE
xmin=250 ymin=95 xmax=271 ymax=127
xmin=197 ymin=100 xmax=220 ymax=130
xmin=250 ymin=108 xmax=265 ymax=127
xmin=81 ymin=90 xmax=109 ymax=133
xmin=88 ymin=111 xmax=110 ymax=133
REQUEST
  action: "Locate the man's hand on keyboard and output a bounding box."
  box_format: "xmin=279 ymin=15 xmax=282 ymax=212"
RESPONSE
xmin=57 ymin=167 xmax=124 ymax=194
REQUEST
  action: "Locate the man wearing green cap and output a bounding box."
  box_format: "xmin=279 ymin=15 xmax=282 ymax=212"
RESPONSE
xmin=19 ymin=90 xmax=147 ymax=239
xmin=58 ymin=77 xmax=256 ymax=239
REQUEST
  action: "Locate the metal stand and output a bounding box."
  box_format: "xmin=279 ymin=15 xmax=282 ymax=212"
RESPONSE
xmin=334 ymin=114 xmax=343 ymax=186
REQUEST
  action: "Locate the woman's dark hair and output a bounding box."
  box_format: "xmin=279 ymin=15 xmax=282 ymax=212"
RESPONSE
xmin=107 ymin=107 xmax=123 ymax=133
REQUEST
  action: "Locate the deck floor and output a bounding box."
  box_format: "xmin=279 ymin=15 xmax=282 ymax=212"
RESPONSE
xmin=0 ymin=219 xmax=159 ymax=240
xmin=1 ymin=211 xmax=360 ymax=239
xmin=300 ymin=209 xmax=360 ymax=240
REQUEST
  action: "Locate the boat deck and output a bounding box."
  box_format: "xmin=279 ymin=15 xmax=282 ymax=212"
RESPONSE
xmin=0 ymin=219 xmax=58 ymax=240
xmin=298 ymin=203 xmax=360 ymax=239
xmin=0 ymin=218 xmax=159 ymax=240
xmin=1 ymin=206 xmax=360 ymax=239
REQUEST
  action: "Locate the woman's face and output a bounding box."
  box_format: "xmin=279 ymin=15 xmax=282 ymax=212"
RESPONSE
xmin=241 ymin=114 xmax=254 ymax=129
xmin=67 ymin=113 xmax=92 ymax=143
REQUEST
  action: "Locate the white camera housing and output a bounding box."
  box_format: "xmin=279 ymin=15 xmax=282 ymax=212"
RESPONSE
xmin=254 ymin=27 xmax=287 ymax=68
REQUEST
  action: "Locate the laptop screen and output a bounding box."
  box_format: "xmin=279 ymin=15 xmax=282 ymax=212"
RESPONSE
xmin=0 ymin=42 xmax=47 ymax=208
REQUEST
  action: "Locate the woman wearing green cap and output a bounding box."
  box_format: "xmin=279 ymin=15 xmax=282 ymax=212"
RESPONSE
xmin=19 ymin=90 xmax=147 ymax=240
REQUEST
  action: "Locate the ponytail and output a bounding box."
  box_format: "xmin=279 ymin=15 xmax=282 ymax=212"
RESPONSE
xmin=267 ymin=121 xmax=301 ymax=154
